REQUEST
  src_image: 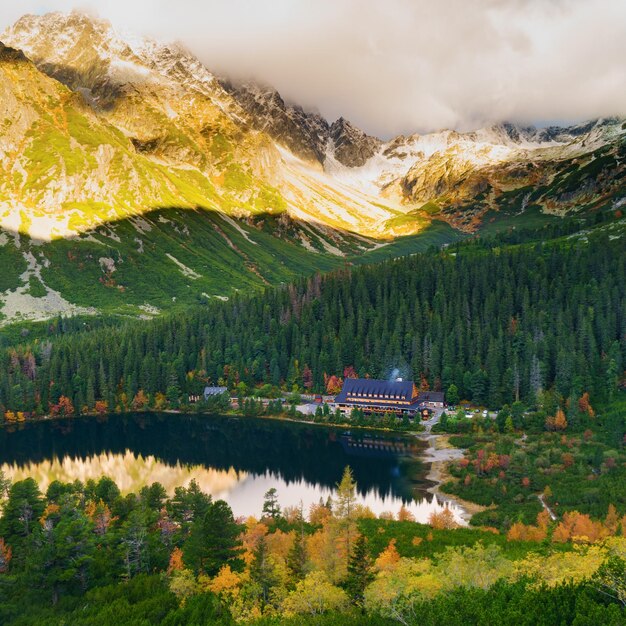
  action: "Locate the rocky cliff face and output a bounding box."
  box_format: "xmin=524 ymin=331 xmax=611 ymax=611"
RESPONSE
xmin=385 ymin=118 xmax=626 ymax=228
xmin=220 ymin=80 xmax=330 ymax=165
xmin=221 ymin=82 xmax=382 ymax=168
xmin=329 ymin=118 xmax=382 ymax=167
xmin=1 ymin=11 xmax=402 ymax=243
xmin=0 ymin=41 xmax=27 ymax=62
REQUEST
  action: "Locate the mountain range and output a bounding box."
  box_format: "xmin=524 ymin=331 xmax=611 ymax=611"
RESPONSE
xmin=0 ymin=11 xmax=624 ymax=325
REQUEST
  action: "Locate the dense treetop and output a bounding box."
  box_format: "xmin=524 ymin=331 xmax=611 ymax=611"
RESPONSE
xmin=0 ymin=469 xmax=624 ymax=625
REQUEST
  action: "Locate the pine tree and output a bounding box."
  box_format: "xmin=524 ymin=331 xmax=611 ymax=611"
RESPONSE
xmin=262 ymin=487 xmax=281 ymax=520
xmin=446 ymin=384 xmax=459 ymax=406
xmin=249 ymin=535 xmax=277 ymax=607
xmin=0 ymin=478 xmax=45 ymax=554
xmin=286 ymin=529 xmax=308 ymax=583
xmin=345 ymin=534 xmax=373 ymax=606
xmin=183 ymin=500 xmax=239 ymax=576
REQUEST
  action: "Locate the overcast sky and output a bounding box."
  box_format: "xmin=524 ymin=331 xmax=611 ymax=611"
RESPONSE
xmin=1 ymin=0 xmax=625 ymax=137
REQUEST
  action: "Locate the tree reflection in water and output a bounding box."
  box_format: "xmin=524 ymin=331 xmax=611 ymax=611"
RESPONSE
xmin=0 ymin=414 xmax=465 ymax=522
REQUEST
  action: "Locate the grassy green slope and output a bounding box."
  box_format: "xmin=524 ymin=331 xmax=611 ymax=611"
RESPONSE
xmin=0 ymin=208 xmax=467 ymax=324
xmin=34 ymin=208 xmax=345 ymax=315
xmin=357 ymin=221 xmax=464 ymax=264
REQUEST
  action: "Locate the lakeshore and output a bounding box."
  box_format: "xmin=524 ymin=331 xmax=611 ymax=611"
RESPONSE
xmin=419 ymin=432 xmax=485 ymax=523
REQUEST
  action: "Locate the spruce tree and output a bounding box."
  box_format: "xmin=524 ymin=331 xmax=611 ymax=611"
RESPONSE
xmin=262 ymin=488 xmax=281 ymax=520
xmin=286 ymin=506 xmax=308 ymax=583
xmin=345 ymin=533 xmax=374 ymax=607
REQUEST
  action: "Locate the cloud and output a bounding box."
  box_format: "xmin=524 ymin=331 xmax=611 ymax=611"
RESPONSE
xmin=1 ymin=0 xmax=625 ymax=137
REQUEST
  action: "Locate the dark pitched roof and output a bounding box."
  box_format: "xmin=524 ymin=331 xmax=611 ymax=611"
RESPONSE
xmin=419 ymin=391 xmax=445 ymax=403
xmin=204 ymin=386 xmax=228 ymax=397
xmin=335 ymin=378 xmax=416 ymax=403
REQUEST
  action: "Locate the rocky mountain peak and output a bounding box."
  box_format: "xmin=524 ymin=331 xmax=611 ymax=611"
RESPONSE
xmin=2 ymin=11 xmax=230 ymax=111
xmin=220 ymin=78 xmax=331 ymax=164
xmin=495 ymin=122 xmax=537 ymax=144
xmin=8 ymin=11 xmax=123 ymax=60
xmin=329 ymin=117 xmax=382 ymax=167
xmin=220 ymin=84 xmax=382 ymax=168
xmin=3 ymin=11 xmax=143 ymax=105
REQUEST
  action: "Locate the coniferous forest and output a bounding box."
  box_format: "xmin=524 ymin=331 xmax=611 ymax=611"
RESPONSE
xmin=0 ymin=232 xmax=623 ymax=418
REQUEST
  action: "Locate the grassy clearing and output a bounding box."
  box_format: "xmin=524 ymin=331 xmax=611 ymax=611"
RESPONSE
xmin=357 ymin=221 xmax=464 ymax=264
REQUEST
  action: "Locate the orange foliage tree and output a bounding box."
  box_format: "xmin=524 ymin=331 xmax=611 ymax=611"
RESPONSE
xmin=604 ymin=504 xmax=620 ymax=535
xmin=240 ymin=519 xmax=269 ymax=567
xmin=324 ymin=375 xmax=343 ymax=395
xmin=554 ymin=408 xmax=568 ymax=430
xmin=428 ymin=508 xmax=458 ymax=530
xmin=86 ymin=500 xmax=117 ymax=536
xmin=343 ymin=366 xmax=358 ymax=379
xmin=94 ymin=400 xmax=108 ymax=415
xmin=205 ymin=564 xmax=242 ymax=600
xmin=578 ymin=392 xmax=595 ymax=417
xmin=506 ymin=511 xmax=550 ymax=542
xmin=153 ymin=392 xmax=167 ymax=410
xmin=545 ymin=408 xmax=568 ymax=431
xmin=374 ymin=539 xmax=400 ymax=571
xmin=0 ymin=538 xmax=12 ymax=573
xmin=397 ymin=505 xmax=415 ymax=522
xmin=132 ymin=390 xmax=149 ymax=411
xmin=50 ymin=396 xmax=75 ymax=417
xmin=167 ymin=547 xmax=185 ymax=574
xmin=309 ymin=500 xmax=332 ymax=526
xmin=552 ymin=511 xmax=608 ymax=544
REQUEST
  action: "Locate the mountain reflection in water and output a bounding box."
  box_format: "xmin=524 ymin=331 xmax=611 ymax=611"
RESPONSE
xmin=0 ymin=413 xmax=464 ymax=522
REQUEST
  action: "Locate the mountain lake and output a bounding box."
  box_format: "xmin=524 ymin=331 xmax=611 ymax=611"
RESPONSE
xmin=0 ymin=413 xmax=465 ymax=523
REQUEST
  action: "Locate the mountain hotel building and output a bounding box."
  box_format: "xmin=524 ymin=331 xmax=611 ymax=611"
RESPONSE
xmin=333 ymin=378 xmax=421 ymax=417
xmin=333 ymin=378 xmax=445 ymax=417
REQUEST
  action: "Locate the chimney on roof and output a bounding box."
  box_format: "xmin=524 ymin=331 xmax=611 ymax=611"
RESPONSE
xmin=396 ymin=377 xmax=403 ymax=382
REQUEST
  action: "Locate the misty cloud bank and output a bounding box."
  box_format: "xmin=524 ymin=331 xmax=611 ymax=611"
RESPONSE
xmin=1 ymin=0 xmax=625 ymax=137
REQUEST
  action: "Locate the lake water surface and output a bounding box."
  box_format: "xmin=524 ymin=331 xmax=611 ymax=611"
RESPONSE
xmin=0 ymin=413 xmax=464 ymax=523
